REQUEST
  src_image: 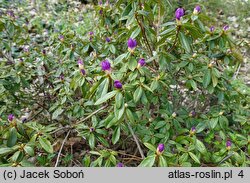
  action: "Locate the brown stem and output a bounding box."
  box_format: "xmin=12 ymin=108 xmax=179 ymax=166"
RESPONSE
xmin=168 ymin=25 xmax=181 ymax=53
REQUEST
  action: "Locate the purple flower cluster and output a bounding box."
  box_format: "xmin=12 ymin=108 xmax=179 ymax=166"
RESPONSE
xmin=101 ymin=60 xmax=111 ymax=71
xmin=223 ymin=25 xmax=229 ymax=31
xmin=210 ymin=26 xmax=215 ymax=32
xmin=175 ymin=8 xmax=185 ymax=20
xmin=114 ymin=80 xmax=122 ymax=89
xmin=106 ymin=37 xmax=111 ymax=43
xmin=127 ymin=38 xmax=137 ymax=50
xmin=59 ymin=35 xmax=64 ymax=41
xmin=116 ymin=163 xmax=124 ymax=167
xmin=193 ymin=5 xmax=201 ymax=14
xmin=226 ymin=140 xmax=232 ymax=150
xmin=8 ymin=114 xmax=14 ymax=122
xmin=156 ymin=144 xmax=165 ymax=155
xmin=138 ymin=58 xmax=146 ymax=67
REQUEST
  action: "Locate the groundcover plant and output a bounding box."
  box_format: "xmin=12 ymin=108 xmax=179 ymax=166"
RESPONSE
xmin=0 ymin=0 xmax=249 ymax=167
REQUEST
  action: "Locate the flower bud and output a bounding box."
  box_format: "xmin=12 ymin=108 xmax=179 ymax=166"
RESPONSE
xmin=172 ymin=112 xmax=177 ymax=118
xmin=90 ymin=127 xmax=95 ymax=132
xmin=8 ymin=114 xmax=14 ymax=122
xmin=137 ymin=58 xmax=146 ymax=68
xmin=156 ymin=143 xmax=165 ymax=155
xmin=127 ymin=38 xmax=137 ymax=52
xmin=210 ymin=26 xmax=215 ymax=32
xmin=189 ymin=111 xmax=196 ymax=117
xmin=114 ymin=80 xmax=122 ymax=89
xmin=106 ymin=37 xmax=111 ymax=43
xmin=116 ymin=162 xmax=124 ymax=167
xmin=190 ymin=126 xmax=196 ymax=136
xmin=175 ymin=8 xmax=185 ymax=20
xmin=226 ymin=140 xmax=231 ymax=150
xmin=101 ymin=60 xmax=111 ymax=71
xmin=193 ymin=5 xmax=201 ymax=14
xmin=223 ymin=25 xmax=229 ymax=31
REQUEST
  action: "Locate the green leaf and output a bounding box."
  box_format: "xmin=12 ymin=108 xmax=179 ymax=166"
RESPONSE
xmin=52 ymin=107 xmax=64 ymax=120
xmin=203 ymin=70 xmax=211 ymax=88
xmin=209 ymin=118 xmax=218 ymax=129
xmin=219 ymin=116 xmax=229 ymax=129
xmin=138 ymin=155 xmax=156 ymax=167
xmin=211 ymin=72 xmax=218 ymax=87
xmin=188 ymin=152 xmax=200 ymax=164
xmin=196 ymin=121 xmax=207 ymax=133
xmin=109 ymin=44 xmax=116 ymax=54
xmin=159 ymin=155 xmax=168 ymax=167
xmin=128 ymin=57 xmax=137 ymax=71
xmin=144 ymin=142 xmax=156 ymax=152
xmin=115 ymin=92 xmax=123 ymax=109
xmin=126 ymin=109 xmax=135 ymax=123
xmin=160 ymin=26 xmax=176 ymax=36
xmin=0 ymin=147 xmax=14 ymax=156
xmin=196 ymin=139 xmax=207 ymax=154
xmin=24 ymin=145 xmax=34 ymax=156
xmin=133 ymin=86 xmax=143 ymax=103
xmin=89 ymin=133 xmax=95 ymax=149
xmin=7 ymin=127 xmax=17 ymax=147
xmin=100 ymin=78 xmax=109 ymax=97
xmin=114 ymin=53 xmax=127 ymax=64
xmin=190 ymin=80 xmax=197 ymax=90
xmin=96 ymin=136 xmax=109 ymax=147
xmin=94 ymin=91 xmax=117 ymax=105
xmin=130 ymin=27 xmax=141 ymax=38
xmin=38 ymin=137 xmax=53 ymax=154
xmin=179 ymin=32 xmax=191 ymax=53
xmin=154 ymin=121 xmax=166 ymax=129
xmin=112 ymin=126 xmax=120 ymax=145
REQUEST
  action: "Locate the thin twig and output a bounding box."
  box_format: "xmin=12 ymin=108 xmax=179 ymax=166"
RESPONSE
xmin=50 ymin=126 xmax=71 ymax=135
xmin=126 ymin=121 xmax=145 ymax=159
xmin=54 ymin=130 xmax=71 ymax=167
xmin=135 ymin=13 xmax=157 ymax=67
xmin=74 ymin=104 xmax=108 ymax=126
xmin=168 ymin=25 xmax=181 ymax=52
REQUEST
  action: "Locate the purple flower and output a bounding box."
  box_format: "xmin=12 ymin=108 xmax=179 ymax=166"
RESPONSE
xmin=175 ymin=8 xmax=185 ymax=20
xmin=157 ymin=144 xmax=165 ymax=154
xmin=42 ymin=50 xmax=46 ymax=55
xmin=89 ymin=32 xmax=94 ymax=36
xmin=98 ymin=0 xmax=103 ymax=5
xmin=226 ymin=140 xmax=231 ymax=149
xmin=59 ymin=35 xmax=64 ymax=41
xmin=80 ymin=69 xmax=86 ymax=75
xmin=193 ymin=5 xmax=201 ymax=14
xmin=106 ymin=37 xmax=111 ymax=43
xmin=21 ymin=117 xmax=27 ymax=123
xmin=7 ymin=10 xmax=14 ymax=18
xmin=223 ymin=25 xmax=229 ymax=31
xmin=116 ymin=163 xmax=124 ymax=167
xmin=23 ymin=47 xmax=29 ymax=53
xmin=90 ymin=127 xmax=95 ymax=132
xmin=99 ymin=9 xmax=103 ymax=15
xmin=210 ymin=26 xmax=215 ymax=32
xmin=101 ymin=60 xmax=111 ymax=71
xmin=8 ymin=114 xmax=14 ymax=122
xmin=78 ymin=59 xmax=83 ymax=66
xmin=191 ymin=126 xmax=196 ymax=132
xmin=59 ymin=73 xmax=64 ymax=81
xmin=127 ymin=38 xmax=137 ymax=50
xmin=114 ymin=80 xmax=122 ymax=89
xmin=138 ymin=58 xmax=146 ymax=67
xmin=189 ymin=110 xmax=196 ymax=117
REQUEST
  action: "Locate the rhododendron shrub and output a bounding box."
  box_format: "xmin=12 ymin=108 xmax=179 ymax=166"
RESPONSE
xmin=0 ymin=1 xmax=249 ymax=167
